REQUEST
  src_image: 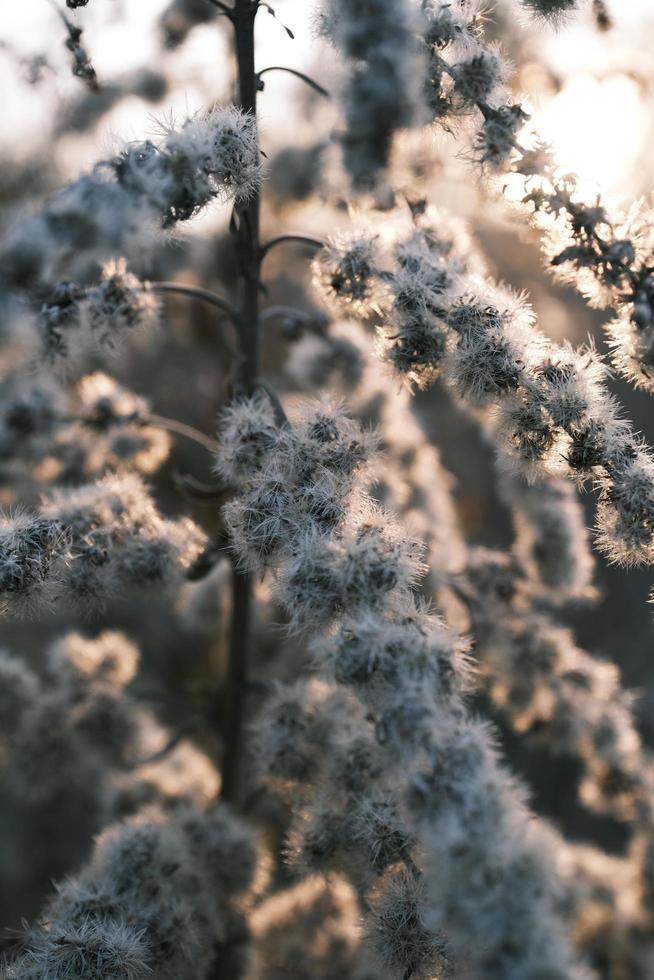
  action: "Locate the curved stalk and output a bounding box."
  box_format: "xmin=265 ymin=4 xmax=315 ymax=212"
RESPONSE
xmin=150 ymin=281 xmax=242 ymax=327
xmin=206 ymin=0 xmax=234 ymax=15
xmin=146 ymin=413 xmax=219 ymax=453
xmin=257 ymin=65 xmax=330 ymax=98
xmin=260 ymin=233 xmax=324 ymax=260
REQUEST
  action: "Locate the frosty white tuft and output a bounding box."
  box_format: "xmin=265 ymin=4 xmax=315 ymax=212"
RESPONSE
xmin=1 ymin=107 xmax=262 ymax=289
xmin=219 ymin=396 xmax=589 ymax=979
xmin=317 ymin=0 xmax=422 ymax=186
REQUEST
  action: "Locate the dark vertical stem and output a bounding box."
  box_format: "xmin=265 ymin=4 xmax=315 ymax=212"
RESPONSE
xmin=232 ymin=0 xmax=260 ymax=392
xmin=219 ymin=0 xmax=261 ymax=805
xmin=220 ymin=565 xmax=251 ymax=803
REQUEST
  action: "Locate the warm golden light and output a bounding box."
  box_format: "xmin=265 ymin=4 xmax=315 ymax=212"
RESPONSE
xmin=532 ymin=73 xmax=646 ymax=197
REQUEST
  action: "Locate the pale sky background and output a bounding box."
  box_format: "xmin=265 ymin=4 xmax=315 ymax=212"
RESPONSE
xmin=1 ymin=0 xmax=320 ymax=169
xmin=2 ymin=0 xmax=654 ymax=199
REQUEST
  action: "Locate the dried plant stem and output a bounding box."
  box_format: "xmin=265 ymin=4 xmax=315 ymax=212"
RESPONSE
xmin=219 ymin=0 xmax=260 ymax=807
xmin=147 ymin=413 xmax=219 ymax=452
xmin=257 ymin=66 xmax=330 ymax=99
xmin=150 ymin=280 xmax=242 ymax=327
xmin=260 ymin=233 xmax=324 ymax=260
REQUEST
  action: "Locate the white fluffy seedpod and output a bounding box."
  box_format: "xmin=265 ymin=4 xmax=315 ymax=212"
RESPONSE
xmin=177 ymin=803 xmax=261 ymax=906
xmin=223 ymin=474 xmax=296 ymax=570
xmin=498 ymin=470 xmax=595 ymax=601
xmin=606 ymin=309 xmax=654 ymax=392
xmin=215 ymin=395 xmax=282 ymax=485
xmin=517 ymin=151 xmax=654 ymax=396
xmin=420 ymin=1 xmax=527 ymax=168
xmin=222 ymin=392 xmax=586 ymax=979
xmin=37 ymin=474 xmax=206 ymax=611
xmin=595 ymin=450 xmax=654 ymax=566
xmin=444 ymin=283 xmax=539 ymax=405
xmin=109 ymin=105 xmax=263 ymax=224
xmin=8 ymin=694 xmax=101 ymax=803
xmin=284 ymin=317 xmax=466 ymax=587
xmin=292 ymin=399 xmax=377 ymax=479
xmin=324 ymin=606 xmax=469 ymax=701
xmin=286 ymin=329 xmax=366 ymax=391
xmin=413 ymin=714 xmax=581 ymax=980
xmin=317 ymin=0 xmax=422 ymax=185
xmin=0 ymin=512 xmax=68 ymax=617
xmin=78 ymin=372 xmax=148 ymax=422
xmin=39 ymin=262 xmax=160 ymax=367
xmin=480 ymin=612 xmax=647 ymax=821
xmin=310 ymin=206 xmax=654 ymax=569
xmin=11 ymin=803 xmax=259 ymax=980
xmin=160 ymin=105 xmax=262 ymax=208
xmin=222 ymin=399 xmax=376 ymax=572
xmin=1 ymin=107 xmax=262 ymax=291
xmin=6 ymin=918 xmax=152 ymax=980
xmin=276 ymin=516 xmax=423 ymax=633
xmin=84 ymin=260 xmax=160 ymax=344
xmin=382 ymin=232 xmax=456 ymax=387
xmin=313 ymin=233 xmax=383 ymax=316
xmin=0 ymin=629 xmax=207 ymax=821
xmin=451 ymin=42 xmax=506 ymax=109
xmin=368 ymin=869 xmax=444 ymax=979
xmin=250 ymin=678 xmax=355 ymax=787
xmin=0 ymin=372 xmax=170 ymax=486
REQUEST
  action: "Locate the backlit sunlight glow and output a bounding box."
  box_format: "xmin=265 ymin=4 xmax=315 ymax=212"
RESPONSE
xmin=532 ymin=74 xmax=646 ymax=198
xmin=1 ymin=1 xmax=650 ymax=205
